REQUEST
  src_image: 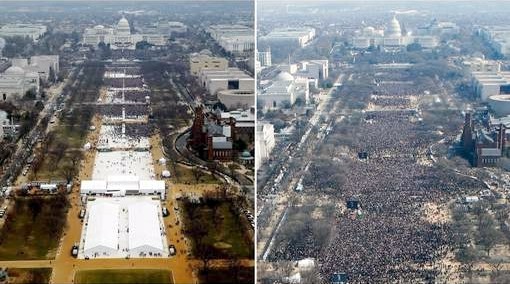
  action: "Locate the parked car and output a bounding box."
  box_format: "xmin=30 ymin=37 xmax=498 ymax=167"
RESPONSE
xmin=169 ymin=244 xmax=176 ymax=256
xmin=71 ymin=243 xmax=79 ymax=257
xmin=79 ymin=209 xmax=86 ymax=219
xmin=162 ymin=207 xmax=169 ymax=217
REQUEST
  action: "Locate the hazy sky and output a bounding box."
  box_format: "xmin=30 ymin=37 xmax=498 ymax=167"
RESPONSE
xmin=0 ymin=0 xmax=253 ymax=1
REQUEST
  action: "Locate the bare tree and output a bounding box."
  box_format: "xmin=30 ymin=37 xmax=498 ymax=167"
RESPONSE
xmin=490 ymin=259 xmax=505 ymax=280
xmin=479 ymin=227 xmax=502 ymax=256
xmin=191 ymin=166 xmax=203 ymax=184
xmin=197 ymin=244 xmax=215 ymax=274
xmin=228 ymin=253 xmax=242 ymax=284
xmin=61 ymin=163 xmax=77 ymax=184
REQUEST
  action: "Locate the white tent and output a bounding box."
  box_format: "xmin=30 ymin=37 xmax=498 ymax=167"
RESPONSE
xmin=81 ymin=180 xmax=107 ymax=194
xmin=83 ymin=142 xmax=92 ymax=150
xmin=158 ymin=158 xmax=166 ymax=165
xmin=83 ymin=202 xmax=120 ymax=257
xmin=128 ymin=202 xmax=165 ymax=256
xmin=162 ymin=170 xmax=171 ymax=178
xmin=40 ymin=184 xmax=57 ymax=191
xmin=80 ymin=177 xmax=165 ymax=199
xmin=297 ymin=258 xmax=315 ymax=270
xmin=139 ymin=180 xmax=165 ymax=199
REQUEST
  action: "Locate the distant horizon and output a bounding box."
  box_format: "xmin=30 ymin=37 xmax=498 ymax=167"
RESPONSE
xmin=0 ymin=0 xmax=251 ymax=2
xmin=258 ymin=0 xmax=510 ymax=2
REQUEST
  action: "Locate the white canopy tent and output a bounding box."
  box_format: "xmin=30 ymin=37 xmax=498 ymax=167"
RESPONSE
xmin=80 ymin=176 xmax=166 ymax=199
xmin=83 ymin=202 xmax=120 ymax=258
xmin=128 ymin=202 xmax=165 ymax=256
xmin=81 ymin=180 xmax=107 ymax=195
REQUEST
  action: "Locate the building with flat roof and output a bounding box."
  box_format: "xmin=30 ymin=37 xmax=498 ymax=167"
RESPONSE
xmin=257 ymin=48 xmax=272 ymax=67
xmin=478 ymin=25 xmax=510 ymax=57
xmin=153 ymin=21 xmax=187 ymax=35
xmin=260 ymin=27 xmax=316 ymax=48
xmin=217 ymin=89 xmax=254 ymax=110
xmin=0 ymin=66 xmax=39 ymax=101
xmin=198 ymin=67 xmax=254 ymax=95
xmin=10 ymin=55 xmax=59 ymax=81
xmin=255 ymin=122 xmax=275 ymax=171
xmin=207 ymin=24 xmax=254 ymax=55
xmin=0 ymin=24 xmax=47 ymax=42
xmin=471 ymin=71 xmax=510 ymax=101
xmin=294 ymin=60 xmax=329 ymax=81
xmin=189 ymin=50 xmax=229 ymax=76
xmin=463 ymin=57 xmax=501 ymax=73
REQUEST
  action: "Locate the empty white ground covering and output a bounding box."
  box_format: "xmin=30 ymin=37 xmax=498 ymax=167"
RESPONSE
xmin=78 ymin=196 xmax=169 ymax=259
xmin=97 ymin=124 xmax=150 ymax=150
xmin=92 ymin=151 xmax=155 ymax=180
xmin=128 ymin=201 xmax=165 ymax=256
xmin=83 ymin=201 xmax=120 ymax=257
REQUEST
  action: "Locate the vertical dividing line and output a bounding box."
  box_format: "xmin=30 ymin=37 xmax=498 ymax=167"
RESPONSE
xmin=253 ymin=0 xmax=258 ymax=283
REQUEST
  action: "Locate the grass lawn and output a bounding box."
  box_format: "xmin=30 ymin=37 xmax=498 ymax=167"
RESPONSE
xmin=31 ymin=125 xmax=86 ymax=181
xmin=181 ymin=201 xmax=253 ymax=259
xmin=6 ymin=268 xmax=52 ymax=284
xmin=0 ymin=195 xmax=68 ymax=260
xmin=173 ymin=164 xmax=219 ymax=184
xmin=74 ymin=269 xmax=173 ymax=284
xmin=199 ymin=267 xmax=254 ymax=284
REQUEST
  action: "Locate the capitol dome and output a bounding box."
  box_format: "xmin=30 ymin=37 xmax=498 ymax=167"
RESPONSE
xmin=116 ymin=16 xmax=131 ymax=35
xmin=386 ymin=16 xmax=402 ymax=37
xmin=275 ymin=71 xmax=294 ymax=81
xmin=5 ymin=66 xmax=25 ymax=75
xmin=362 ymin=26 xmax=375 ymax=36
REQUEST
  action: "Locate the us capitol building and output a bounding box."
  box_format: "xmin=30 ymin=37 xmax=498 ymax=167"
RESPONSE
xmin=352 ymin=15 xmax=439 ymax=50
xmin=82 ymin=16 xmax=167 ymax=50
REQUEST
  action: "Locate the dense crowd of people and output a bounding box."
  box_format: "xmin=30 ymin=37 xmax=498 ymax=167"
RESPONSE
xmin=105 ymin=77 xmax=144 ymax=88
xmin=105 ymin=66 xmax=141 ymax=75
xmin=264 ymin=77 xmax=484 ymax=283
xmin=98 ymin=104 xmax=148 ymax=118
xmin=318 ymin=81 xmax=481 ymax=282
xmin=111 ymin=89 xmax=151 ymax=103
